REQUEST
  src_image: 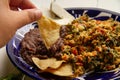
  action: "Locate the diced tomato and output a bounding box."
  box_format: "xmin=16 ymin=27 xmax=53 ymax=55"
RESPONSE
xmin=72 ymin=48 xmax=78 ymax=55
xmin=97 ymin=28 xmax=106 ymax=35
xmin=76 ymin=62 xmax=83 ymax=66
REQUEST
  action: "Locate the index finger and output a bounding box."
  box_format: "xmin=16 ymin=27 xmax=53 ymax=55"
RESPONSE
xmin=19 ymin=0 xmax=37 ymax=9
xmin=10 ymin=0 xmax=37 ymax=10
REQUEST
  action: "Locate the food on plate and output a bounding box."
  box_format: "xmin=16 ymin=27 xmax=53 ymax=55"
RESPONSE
xmin=46 ymin=63 xmax=73 ymax=76
xmin=20 ymin=14 xmax=120 ymax=78
xmin=32 ymin=57 xmax=64 ymax=70
xmin=37 ymin=16 xmax=60 ymax=49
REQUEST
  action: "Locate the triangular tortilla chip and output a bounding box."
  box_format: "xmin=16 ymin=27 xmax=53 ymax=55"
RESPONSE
xmin=32 ymin=57 xmax=53 ymax=70
xmin=37 ymin=16 xmax=60 ymax=49
xmin=47 ymin=64 xmax=73 ymax=76
xmin=50 ymin=60 xmax=65 ymax=69
xmin=32 ymin=57 xmax=64 ymax=70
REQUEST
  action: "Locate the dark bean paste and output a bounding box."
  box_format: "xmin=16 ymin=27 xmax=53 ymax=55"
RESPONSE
xmin=20 ymin=28 xmax=48 ymax=65
xmin=20 ymin=27 xmax=66 ymax=65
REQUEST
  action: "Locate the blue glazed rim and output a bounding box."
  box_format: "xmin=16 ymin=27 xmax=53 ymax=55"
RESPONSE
xmin=65 ymin=7 xmax=120 ymax=16
xmin=6 ymin=7 xmax=120 ymax=80
xmin=65 ymin=7 xmax=120 ymax=22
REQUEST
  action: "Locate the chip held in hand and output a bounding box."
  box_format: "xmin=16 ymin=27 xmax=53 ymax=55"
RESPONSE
xmin=37 ymin=16 xmax=60 ymax=49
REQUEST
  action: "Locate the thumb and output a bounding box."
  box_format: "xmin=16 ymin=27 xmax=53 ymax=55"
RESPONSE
xmin=14 ymin=9 xmax=42 ymax=28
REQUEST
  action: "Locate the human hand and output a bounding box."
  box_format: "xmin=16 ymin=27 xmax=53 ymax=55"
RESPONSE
xmin=0 ymin=0 xmax=42 ymax=47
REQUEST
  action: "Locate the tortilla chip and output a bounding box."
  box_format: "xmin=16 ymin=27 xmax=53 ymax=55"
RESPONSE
xmin=32 ymin=57 xmax=64 ymax=70
xmin=37 ymin=16 xmax=60 ymax=49
xmin=47 ymin=64 xmax=73 ymax=76
xmin=50 ymin=60 xmax=65 ymax=69
xmin=32 ymin=57 xmax=53 ymax=70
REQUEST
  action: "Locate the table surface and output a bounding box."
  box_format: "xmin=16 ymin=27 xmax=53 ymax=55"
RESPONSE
xmin=0 ymin=0 xmax=120 ymax=78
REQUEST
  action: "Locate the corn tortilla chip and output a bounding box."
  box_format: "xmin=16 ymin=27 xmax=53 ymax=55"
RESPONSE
xmin=37 ymin=16 xmax=60 ymax=49
xmin=47 ymin=64 xmax=73 ymax=76
xmin=32 ymin=57 xmax=64 ymax=70
xmin=50 ymin=60 xmax=65 ymax=69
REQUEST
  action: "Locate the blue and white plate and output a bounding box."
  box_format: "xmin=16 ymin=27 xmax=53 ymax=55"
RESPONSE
xmin=6 ymin=8 xmax=120 ymax=80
